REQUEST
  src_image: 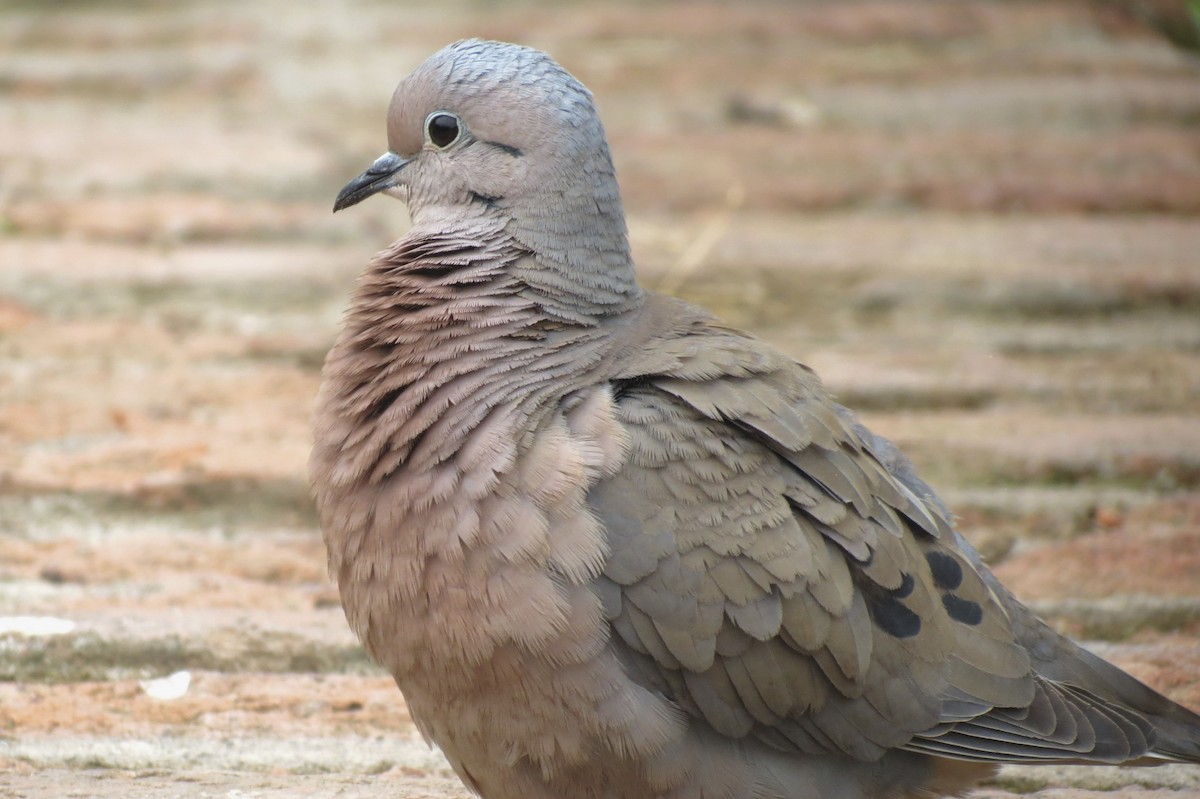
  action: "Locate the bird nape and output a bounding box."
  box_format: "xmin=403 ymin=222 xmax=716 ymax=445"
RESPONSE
xmin=310 ymin=38 xmax=1200 ymax=799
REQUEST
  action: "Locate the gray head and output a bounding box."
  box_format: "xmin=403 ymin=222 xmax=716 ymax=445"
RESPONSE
xmin=334 ymin=40 xmax=638 ymax=315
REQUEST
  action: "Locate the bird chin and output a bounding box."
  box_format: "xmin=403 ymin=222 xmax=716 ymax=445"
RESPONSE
xmin=383 ymin=185 xmax=409 ymax=203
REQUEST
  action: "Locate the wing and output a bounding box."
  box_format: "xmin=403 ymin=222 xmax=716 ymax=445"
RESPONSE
xmin=592 ymin=323 xmax=1158 ymax=764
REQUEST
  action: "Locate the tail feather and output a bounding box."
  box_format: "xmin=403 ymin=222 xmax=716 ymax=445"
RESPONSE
xmin=855 ymin=428 xmax=1200 ymax=765
xmin=957 ymin=540 xmax=1200 ymax=765
xmin=907 ymin=677 xmax=1165 ymax=765
xmin=1030 ymin=630 xmax=1200 ymax=763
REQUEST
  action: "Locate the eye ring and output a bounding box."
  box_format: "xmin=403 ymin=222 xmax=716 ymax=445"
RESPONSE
xmin=425 ymin=111 xmax=463 ymax=149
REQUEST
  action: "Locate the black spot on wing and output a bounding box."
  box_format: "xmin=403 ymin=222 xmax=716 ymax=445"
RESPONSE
xmin=925 ymin=551 xmax=964 ymax=590
xmin=942 ymin=593 xmax=984 ymax=626
xmin=469 ymin=191 xmax=501 ymax=208
xmin=869 ymin=594 xmax=922 ymax=639
xmin=893 ymin=572 xmax=915 ymax=598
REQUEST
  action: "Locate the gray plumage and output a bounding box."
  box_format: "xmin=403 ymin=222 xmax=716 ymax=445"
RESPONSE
xmin=312 ymin=39 xmax=1200 ymax=799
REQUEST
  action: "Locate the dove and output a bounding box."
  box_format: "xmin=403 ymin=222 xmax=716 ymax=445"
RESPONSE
xmin=311 ymin=39 xmax=1200 ymax=799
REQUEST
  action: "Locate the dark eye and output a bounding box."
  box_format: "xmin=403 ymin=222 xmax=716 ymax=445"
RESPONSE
xmin=427 ymin=113 xmax=461 ymax=148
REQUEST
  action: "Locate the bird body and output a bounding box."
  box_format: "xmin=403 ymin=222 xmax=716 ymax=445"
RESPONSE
xmin=312 ymin=39 xmax=1200 ymax=798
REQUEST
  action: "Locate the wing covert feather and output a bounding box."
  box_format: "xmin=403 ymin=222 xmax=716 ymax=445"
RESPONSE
xmin=590 ymin=325 xmax=1154 ymax=764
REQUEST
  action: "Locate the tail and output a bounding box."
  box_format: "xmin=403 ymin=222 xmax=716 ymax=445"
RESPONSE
xmin=847 ymin=425 xmax=1200 ymax=765
xmin=940 ymin=530 xmax=1200 ymax=765
xmin=1033 ymin=629 xmax=1200 ymax=764
xmin=985 ymin=562 xmax=1200 ymax=764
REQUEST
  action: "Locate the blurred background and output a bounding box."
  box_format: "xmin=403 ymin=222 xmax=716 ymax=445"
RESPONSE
xmin=1 ymin=1 xmax=1199 ymax=797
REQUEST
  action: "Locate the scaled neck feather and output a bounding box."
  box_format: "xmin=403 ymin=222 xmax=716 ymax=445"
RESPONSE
xmin=313 ymin=216 xmax=628 ymax=492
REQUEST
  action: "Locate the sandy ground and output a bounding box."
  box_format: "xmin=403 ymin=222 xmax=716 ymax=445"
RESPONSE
xmin=1 ymin=0 xmax=1199 ymax=797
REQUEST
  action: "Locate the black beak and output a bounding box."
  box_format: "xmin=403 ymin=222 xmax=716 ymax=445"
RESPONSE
xmin=333 ymin=151 xmax=410 ymax=212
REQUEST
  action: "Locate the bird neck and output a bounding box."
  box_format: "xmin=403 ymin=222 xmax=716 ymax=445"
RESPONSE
xmin=503 ymin=185 xmax=643 ymax=325
xmin=315 ymin=216 xmax=626 ymax=487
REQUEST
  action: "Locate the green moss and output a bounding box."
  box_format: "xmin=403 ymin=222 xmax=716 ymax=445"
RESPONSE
xmin=0 ymin=629 xmax=377 ymax=684
xmin=0 ymin=478 xmax=318 ymax=534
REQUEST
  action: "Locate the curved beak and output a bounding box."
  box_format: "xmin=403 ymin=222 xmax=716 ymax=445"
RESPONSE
xmin=333 ymin=151 xmax=409 ymax=212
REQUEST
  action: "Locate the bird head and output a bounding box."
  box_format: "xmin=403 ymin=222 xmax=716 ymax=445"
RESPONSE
xmin=334 ymin=39 xmax=640 ymax=321
xmin=334 ymin=40 xmax=616 ymax=224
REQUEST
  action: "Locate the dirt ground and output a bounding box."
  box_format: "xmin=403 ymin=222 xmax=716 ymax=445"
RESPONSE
xmin=2 ymin=0 xmax=1199 ymax=797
